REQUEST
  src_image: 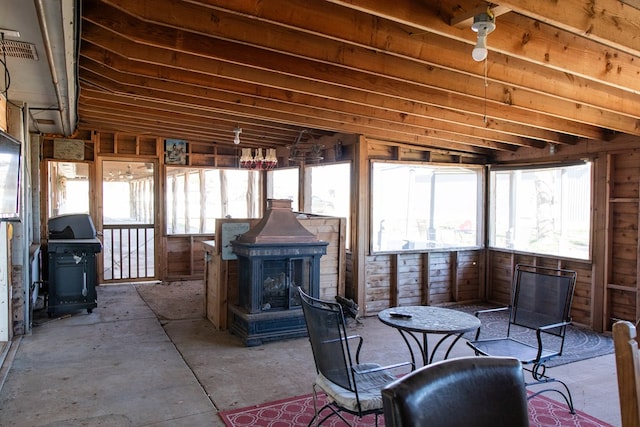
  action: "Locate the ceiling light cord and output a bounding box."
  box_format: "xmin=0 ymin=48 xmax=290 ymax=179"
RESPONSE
xmin=484 ymin=59 xmax=488 ymax=124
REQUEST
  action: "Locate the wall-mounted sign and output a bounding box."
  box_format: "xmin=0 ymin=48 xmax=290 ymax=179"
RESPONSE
xmin=53 ymin=139 xmax=85 ymax=160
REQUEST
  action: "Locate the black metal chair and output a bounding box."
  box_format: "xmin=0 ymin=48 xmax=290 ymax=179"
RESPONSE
xmin=298 ymin=287 xmax=412 ymax=426
xmin=381 ymin=356 xmax=529 ymax=427
xmin=467 ymin=264 xmax=577 ymax=413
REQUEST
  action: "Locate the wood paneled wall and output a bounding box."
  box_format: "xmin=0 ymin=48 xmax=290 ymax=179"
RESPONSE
xmin=605 ymin=151 xmax=640 ymax=328
xmin=166 ymin=235 xmax=214 ymax=279
xmin=359 ymin=250 xmax=484 ymax=316
xmin=358 ymin=249 xmax=593 ymax=328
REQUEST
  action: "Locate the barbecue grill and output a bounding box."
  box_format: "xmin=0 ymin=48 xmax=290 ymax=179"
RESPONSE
xmin=46 ymin=214 xmax=102 ymax=316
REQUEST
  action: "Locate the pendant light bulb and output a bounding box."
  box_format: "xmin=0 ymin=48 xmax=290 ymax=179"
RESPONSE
xmin=233 ymin=127 xmax=242 ymax=145
xmin=471 ymin=12 xmax=495 ymax=62
xmin=472 ymin=35 xmax=488 ymax=62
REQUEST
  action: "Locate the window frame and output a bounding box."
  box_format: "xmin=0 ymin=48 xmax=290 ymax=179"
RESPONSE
xmin=303 ymin=161 xmax=352 ymax=249
xmin=369 ymin=160 xmax=484 ymax=254
xmin=164 ymin=165 xmax=261 ymax=236
xmin=487 ymin=160 xmax=593 ymax=261
xmin=266 ymin=166 xmax=300 ymax=211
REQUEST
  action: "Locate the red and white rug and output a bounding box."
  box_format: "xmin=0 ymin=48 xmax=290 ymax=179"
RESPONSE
xmin=219 ymin=393 xmax=614 ymax=427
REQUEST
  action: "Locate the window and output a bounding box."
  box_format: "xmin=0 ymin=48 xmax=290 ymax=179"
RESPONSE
xmin=488 ymin=162 xmax=591 ymax=260
xmin=304 ymin=163 xmax=350 ymax=216
xmin=0 ymin=132 xmax=21 ymax=220
xmin=267 ymin=167 xmax=299 ymax=210
xmin=166 ymin=167 xmax=260 ymax=234
xmin=102 ymin=160 xmax=154 ymax=225
xmin=304 ymin=163 xmax=351 ymax=248
xmin=48 ymin=161 xmax=90 ymax=217
xmin=371 ymin=162 xmax=482 ymax=252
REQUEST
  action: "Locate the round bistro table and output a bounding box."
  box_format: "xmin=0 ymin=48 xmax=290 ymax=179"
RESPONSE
xmin=378 ymin=306 xmax=481 ymax=368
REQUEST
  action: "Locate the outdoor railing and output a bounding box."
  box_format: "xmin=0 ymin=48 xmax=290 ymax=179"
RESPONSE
xmin=101 ymin=224 xmax=155 ymax=281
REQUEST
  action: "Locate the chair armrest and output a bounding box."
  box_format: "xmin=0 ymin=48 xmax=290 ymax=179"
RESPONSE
xmin=474 ymin=306 xmax=509 ymax=316
xmin=321 ymin=335 xmax=363 ymax=350
xmin=352 ymin=361 xmax=413 ymax=375
xmin=538 ymin=320 xmax=571 ymax=331
xmin=322 ymin=335 xmax=362 ymax=345
xmin=533 ymin=321 xmax=572 ymax=361
xmin=474 ymin=306 xmax=509 ymax=340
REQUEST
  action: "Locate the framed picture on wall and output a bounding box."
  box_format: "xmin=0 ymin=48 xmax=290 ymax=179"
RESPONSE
xmin=165 ymin=139 xmax=187 ymax=164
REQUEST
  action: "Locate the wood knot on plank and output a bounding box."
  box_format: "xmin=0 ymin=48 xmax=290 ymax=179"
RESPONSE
xmin=585 ymin=0 xmax=596 ymax=18
xmin=503 ymin=88 xmax=513 ymax=105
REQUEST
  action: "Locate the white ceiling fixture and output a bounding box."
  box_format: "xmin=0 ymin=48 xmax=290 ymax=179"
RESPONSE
xmin=471 ymin=11 xmax=496 ymax=62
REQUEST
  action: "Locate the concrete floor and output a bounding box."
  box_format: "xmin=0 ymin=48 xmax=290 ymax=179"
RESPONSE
xmin=0 ymin=282 xmax=622 ymax=426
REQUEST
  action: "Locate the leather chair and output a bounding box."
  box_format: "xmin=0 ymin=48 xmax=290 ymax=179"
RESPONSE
xmin=381 ymin=356 xmax=529 ymax=427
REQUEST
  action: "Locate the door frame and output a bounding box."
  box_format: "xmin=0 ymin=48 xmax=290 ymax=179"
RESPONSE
xmin=96 ymin=157 xmax=161 ymax=284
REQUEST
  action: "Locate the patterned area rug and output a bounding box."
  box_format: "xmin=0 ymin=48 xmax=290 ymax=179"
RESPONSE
xmin=219 ymin=393 xmax=613 ymax=427
xmin=452 ymin=304 xmax=614 ymax=367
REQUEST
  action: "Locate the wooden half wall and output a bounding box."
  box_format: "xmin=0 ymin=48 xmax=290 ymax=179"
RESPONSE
xmin=355 ymin=248 xmax=593 ymax=329
xmin=349 ymin=249 xmax=485 ymax=316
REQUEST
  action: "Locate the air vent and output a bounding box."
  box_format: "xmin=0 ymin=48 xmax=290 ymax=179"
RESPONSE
xmin=1 ymin=40 xmax=38 ymax=60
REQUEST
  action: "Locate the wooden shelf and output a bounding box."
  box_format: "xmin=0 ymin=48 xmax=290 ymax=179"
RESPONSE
xmin=607 ymin=283 xmax=638 ymax=292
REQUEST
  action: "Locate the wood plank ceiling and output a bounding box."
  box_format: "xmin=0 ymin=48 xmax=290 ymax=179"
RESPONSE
xmin=78 ymin=0 xmax=640 ymax=160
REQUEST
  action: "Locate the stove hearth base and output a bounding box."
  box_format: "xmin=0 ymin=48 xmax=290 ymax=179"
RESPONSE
xmin=228 ymin=304 xmax=308 ymax=347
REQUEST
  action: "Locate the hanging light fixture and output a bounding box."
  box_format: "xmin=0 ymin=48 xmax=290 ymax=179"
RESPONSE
xmin=233 ymin=127 xmax=242 ymax=145
xmin=239 ymin=147 xmax=278 ymax=170
xmin=287 ymin=129 xmax=325 ymax=163
xmin=471 ymin=11 xmax=496 ymax=62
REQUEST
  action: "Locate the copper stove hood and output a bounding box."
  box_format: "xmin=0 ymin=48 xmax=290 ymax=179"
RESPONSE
xmin=235 ymin=199 xmax=319 ymax=244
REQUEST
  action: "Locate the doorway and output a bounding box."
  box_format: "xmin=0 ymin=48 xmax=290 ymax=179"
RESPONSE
xmin=101 ymin=160 xmax=157 ymax=283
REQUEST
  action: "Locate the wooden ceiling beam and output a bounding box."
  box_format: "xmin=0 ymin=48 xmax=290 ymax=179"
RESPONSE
xmin=79 ymin=114 xmax=223 ymax=145
xmin=79 ymin=49 xmax=547 ymax=149
xmin=81 ymin=15 xmax=611 ymax=141
xmin=75 ymin=0 xmax=640 ymax=158
xmin=495 ymin=0 xmax=640 ymax=56
xmin=78 ymin=93 xmax=328 ymax=146
xmin=325 ymin=0 xmax=640 ymax=95
xmin=492 ymin=12 xmax=640 ymax=97
xmin=101 ymin=0 xmax=640 ymax=132
xmin=79 ymin=82 xmax=496 ymax=156
xmin=79 ymin=67 xmax=501 ymax=154
xmin=449 ymin=4 xmax=512 ymax=28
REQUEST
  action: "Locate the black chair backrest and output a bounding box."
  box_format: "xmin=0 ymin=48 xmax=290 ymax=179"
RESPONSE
xmin=511 ymin=264 xmax=577 ymax=337
xmin=382 ymin=356 xmax=529 ymax=427
xmin=299 ymin=287 xmax=354 ymax=391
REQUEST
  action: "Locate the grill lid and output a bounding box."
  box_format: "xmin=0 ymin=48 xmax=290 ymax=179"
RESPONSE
xmin=48 ymin=214 xmax=97 ymax=239
xmin=235 ymin=199 xmax=319 ymax=244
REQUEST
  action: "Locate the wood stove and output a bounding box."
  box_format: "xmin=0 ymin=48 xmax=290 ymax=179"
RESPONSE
xmin=229 ymin=199 xmax=328 ymax=346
